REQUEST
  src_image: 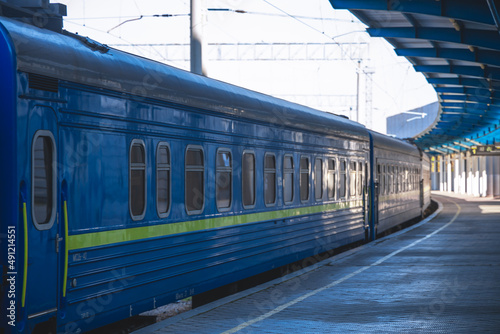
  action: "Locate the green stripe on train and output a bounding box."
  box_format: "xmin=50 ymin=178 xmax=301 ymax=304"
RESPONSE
xmin=67 ymin=200 xmax=363 ymax=250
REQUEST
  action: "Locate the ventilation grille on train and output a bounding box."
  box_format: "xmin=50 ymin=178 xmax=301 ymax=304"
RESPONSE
xmin=29 ymin=73 xmax=59 ymax=93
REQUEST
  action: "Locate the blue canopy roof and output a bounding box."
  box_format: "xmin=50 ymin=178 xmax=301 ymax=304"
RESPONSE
xmin=330 ymin=0 xmax=500 ymax=155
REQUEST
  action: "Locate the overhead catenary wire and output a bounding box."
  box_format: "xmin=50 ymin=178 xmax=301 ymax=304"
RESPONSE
xmin=66 ymin=1 xmax=399 ymax=109
xmin=65 ymin=5 xmax=365 ymax=65
xmin=207 ymin=8 xmax=362 ymax=23
xmin=64 ymin=10 xmax=361 ymax=23
xmin=260 ymin=0 xmax=400 ymax=109
xmin=106 ymin=13 xmax=190 ymax=33
xmin=63 ymin=20 xmax=176 ymax=65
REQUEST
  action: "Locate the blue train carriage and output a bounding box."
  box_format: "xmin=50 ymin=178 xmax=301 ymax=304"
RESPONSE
xmin=371 ymin=132 xmax=428 ymax=234
xmin=0 ymin=15 xmax=373 ymax=333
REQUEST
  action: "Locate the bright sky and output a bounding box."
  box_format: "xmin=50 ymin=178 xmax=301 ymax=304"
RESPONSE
xmin=58 ymin=0 xmax=437 ymax=133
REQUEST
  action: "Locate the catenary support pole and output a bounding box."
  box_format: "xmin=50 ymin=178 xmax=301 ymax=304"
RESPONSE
xmin=190 ymin=0 xmax=207 ymax=76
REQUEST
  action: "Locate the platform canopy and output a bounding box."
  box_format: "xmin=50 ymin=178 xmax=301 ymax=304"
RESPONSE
xmin=329 ymin=0 xmax=500 ymax=155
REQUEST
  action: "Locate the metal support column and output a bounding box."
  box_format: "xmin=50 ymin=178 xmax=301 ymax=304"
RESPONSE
xmin=446 ymin=155 xmax=453 ymax=192
xmin=480 ymin=156 xmax=487 ymax=197
xmin=442 ymin=155 xmax=446 ymax=191
xmin=431 ymin=157 xmax=438 ymax=190
xmin=356 ymin=60 xmax=361 ymax=123
xmin=190 ymin=0 xmax=207 ymax=76
xmin=487 ymin=156 xmax=494 ymax=197
xmin=459 ymin=154 xmax=465 ymax=194
xmin=494 ymin=156 xmax=500 ymax=198
xmin=454 ymin=155 xmax=460 ymax=194
xmin=473 ymin=156 xmax=479 ymax=196
xmin=463 ymin=154 xmax=467 ymax=194
xmin=467 ymin=154 xmax=473 ymax=196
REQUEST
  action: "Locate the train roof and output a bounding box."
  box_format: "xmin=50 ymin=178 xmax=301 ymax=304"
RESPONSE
xmin=1 ymin=16 xmax=369 ymax=142
xmin=370 ymin=131 xmax=421 ymax=157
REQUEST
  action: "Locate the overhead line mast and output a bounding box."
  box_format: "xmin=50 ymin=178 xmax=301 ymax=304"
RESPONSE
xmin=190 ymin=0 xmax=207 ymax=76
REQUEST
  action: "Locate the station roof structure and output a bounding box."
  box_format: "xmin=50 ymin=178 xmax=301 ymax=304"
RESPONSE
xmin=329 ymin=0 xmax=500 ymax=155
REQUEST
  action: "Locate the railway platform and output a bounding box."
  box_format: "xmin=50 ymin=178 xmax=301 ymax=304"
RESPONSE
xmin=134 ymin=192 xmax=500 ymax=333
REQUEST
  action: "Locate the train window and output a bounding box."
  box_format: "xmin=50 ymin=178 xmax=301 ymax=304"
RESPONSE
xmin=413 ymin=168 xmax=416 ymax=189
xmin=315 ymin=158 xmax=323 ymax=201
xmin=384 ymin=165 xmax=388 ymax=195
xmin=413 ymin=169 xmax=415 ymax=189
xmin=404 ymin=168 xmax=407 ymax=192
xmin=216 ymin=149 xmax=232 ymax=211
xmin=185 ymin=146 xmax=205 ymax=215
xmin=408 ymin=168 xmax=411 ymax=191
xmin=415 ymin=168 xmax=418 ymax=189
xmin=156 ymin=143 xmax=171 ymax=218
xmin=402 ymin=169 xmax=404 ymax=192
xmin=388 ymin=166 xmax=392 ymax=194
xmin=327 ymin=158 xmax=336 ymax=200
xmin=401 ymin=167 xmax=404 ymax=192
xmin=365 ymin=163 xmax=368 ymax=195
xmin=394 ymin=166 xmax=397 ymax=193
xmin=32 ymin=130 xmax=56 ymax=229
xmin=264 ymin=153 xmax=277 ymax=206
xmin=130 ymin=139 xmax=147 ymax=220
xmin=377 ymin=164 xmax=381 ymax=189
xmin=396 ymin=166 xmax=400 ymax=193
xmin=242 ymin=151 xmax=256 ymax=208
xmin=392 ymin=166 xmax=396 ymax=194
xmin=416 ymin=169 xmax=419 ymax=189
xmin=409 ymin=168 xmax=412 ymax=191
xmin=283 ymin=155 xmax=294 ymax=204
xmin=393 ymin=166 xmax=396 ymax=193
xmin=383 ymin=166 xmax=386 ymax=194
xmin=382 ymin=165 xmax=391 ymax=195
xmin=408 ymin=168 xmax=412 ymax=191
xmin=417 ymin=168 xmax=420 ymax=188
xmin=403 ymin=167 xmax=406 ymax=192
xmin=339 ymin=159 xmax=346 ymax=199
xmin=405 ymin=167 xmax=409 ymax=192
xmin=358 ymin=162 xmax=363 ymax=195
xmin=398 ymin=166 xmax=402 ymax=193
xmin=401 ymin=166 xmax=404 ymax=192
xmin=377 ymin=164 xmax=384 ymax=195
xmin=300 ymin=156 xmax=310 ymax=202
xmin=413 ymin=168 xmax=416 ymax=190
xmin=402 ymin=167 xmax=405 ymax=192
xmin=413 ymin=169 xmax=415 ymax=190
xmin=349 ymin=161 xmax=356 ymax=198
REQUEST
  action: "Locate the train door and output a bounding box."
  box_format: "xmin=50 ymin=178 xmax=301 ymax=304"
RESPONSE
xmin=420 ymin=170 xmax=424 ymax=217
xmin=23 ymin=105 xmax=59 ymax=321
xmin=368 ymin=133 xmax=378 ymax=241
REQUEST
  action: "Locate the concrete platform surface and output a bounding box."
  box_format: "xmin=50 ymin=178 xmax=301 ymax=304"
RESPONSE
xmin=134 ymin=192 xmax=500 ymax=333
